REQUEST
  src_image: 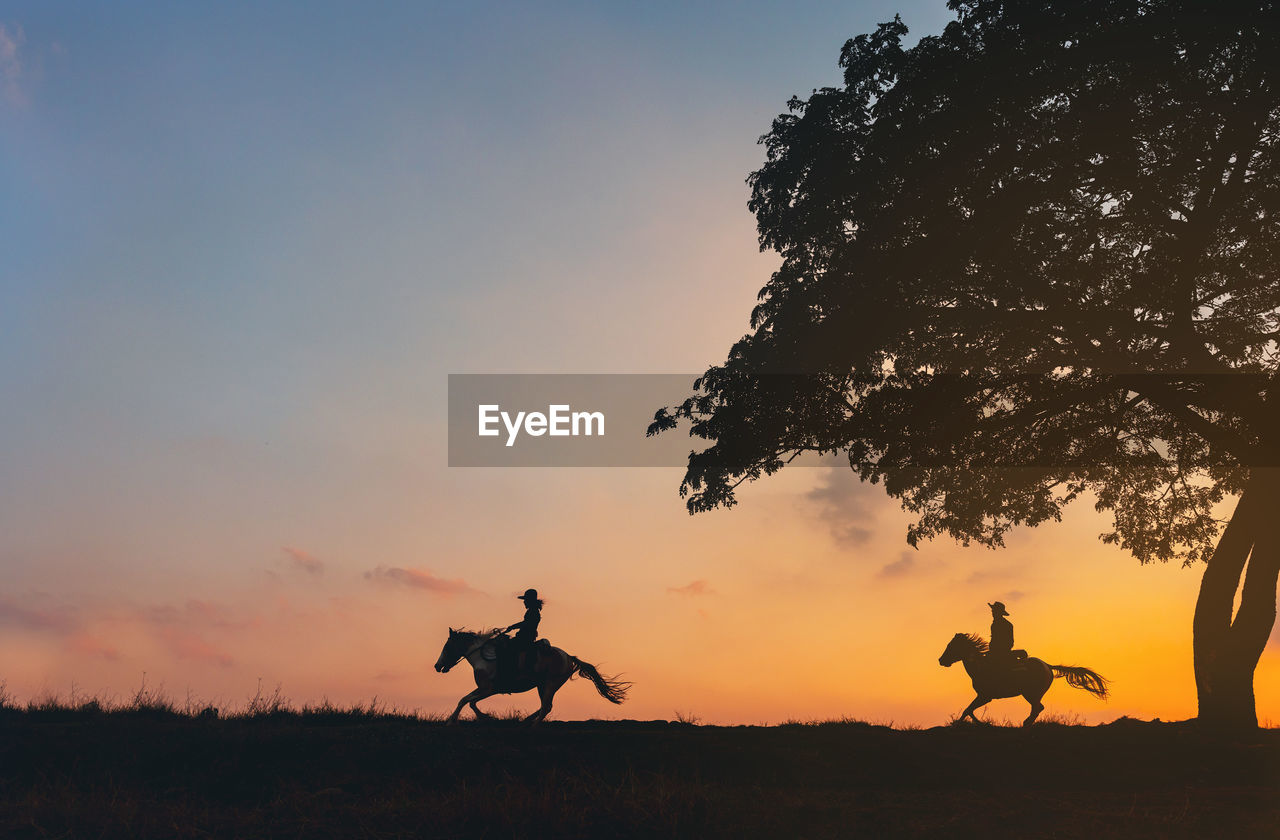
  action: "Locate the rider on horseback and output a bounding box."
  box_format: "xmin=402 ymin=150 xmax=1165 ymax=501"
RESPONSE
xmin=503 ymin=588 xmax=544 ymax=676
xmin=988 ymin=601 xmax=1027 ymax=671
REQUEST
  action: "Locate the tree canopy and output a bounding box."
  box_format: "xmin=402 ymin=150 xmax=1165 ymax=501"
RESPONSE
xmin=651 ymin=0 xmax=1280 ymax=569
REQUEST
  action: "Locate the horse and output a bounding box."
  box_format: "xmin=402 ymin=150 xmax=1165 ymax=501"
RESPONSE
xmin=938 ymin=632 xmax=1109 ymax=726
xmin=434 ymin=628 xmax=631 ymax=724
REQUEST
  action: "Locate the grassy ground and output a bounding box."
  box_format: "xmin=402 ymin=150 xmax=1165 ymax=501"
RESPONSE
xmin=0 ymin=695 xmax=1276 ymax=839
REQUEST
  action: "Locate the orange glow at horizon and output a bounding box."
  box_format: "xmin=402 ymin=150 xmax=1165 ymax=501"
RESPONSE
xmin=3 ymin=468 xmax=1277 ymax=728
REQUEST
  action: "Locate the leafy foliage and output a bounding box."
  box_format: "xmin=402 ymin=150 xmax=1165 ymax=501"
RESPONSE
xmin=651 ymin=0 xmax=1280 ymax=565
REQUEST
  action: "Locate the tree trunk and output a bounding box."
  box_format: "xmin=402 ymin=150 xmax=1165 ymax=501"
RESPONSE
xmin=1193 ymin=469 xmax=1280 ymax=731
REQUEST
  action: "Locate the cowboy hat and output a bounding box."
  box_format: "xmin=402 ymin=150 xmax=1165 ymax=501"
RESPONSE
xmin=988 ymin=601 xmax=1009 ymax=616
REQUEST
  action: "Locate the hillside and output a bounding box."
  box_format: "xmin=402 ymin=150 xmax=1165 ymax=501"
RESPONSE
xmin=1 ymin=704 xmax=1276 ymax=838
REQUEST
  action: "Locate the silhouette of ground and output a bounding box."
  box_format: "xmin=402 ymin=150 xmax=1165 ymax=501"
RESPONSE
xmin=0 ymin=704 xmax=1276 ymax=838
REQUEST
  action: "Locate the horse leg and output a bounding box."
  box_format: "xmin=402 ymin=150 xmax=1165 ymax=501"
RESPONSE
xmin=1021 ymin=692 xmax=1045 ymax=727
xmin=1021 ymin=669 xmax=1052 ymax=726
xmin=524 ymin=675 xmax=569 ymax=726
xmin=469 ymin=697 xmax=496 ymax=720
xmin=448 ymin=687 xmax=496 ymax=724
xmin=960 ymin=694 xmax=991 ymax=723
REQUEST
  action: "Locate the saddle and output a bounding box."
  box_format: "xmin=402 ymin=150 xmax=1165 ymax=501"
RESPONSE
xmin=985 ymin=649 xmax=1029 ymax=674
xmin=484 ymin=636 xmax=552 ymax=680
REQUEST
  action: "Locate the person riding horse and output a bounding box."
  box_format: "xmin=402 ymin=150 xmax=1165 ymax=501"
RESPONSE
xmin=502 ymin=588 xmax=544 ymax=675
xmin=988 ymin=601 xmax=1027 ymax=671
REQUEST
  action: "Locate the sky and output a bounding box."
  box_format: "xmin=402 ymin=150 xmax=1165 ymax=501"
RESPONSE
xmin=2 ymin=1 xmax=1278 ymax=726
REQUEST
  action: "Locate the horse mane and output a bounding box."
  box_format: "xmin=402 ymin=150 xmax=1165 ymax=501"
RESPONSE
xmin=452 ymin=627 xmax=502 ymax=642
xmin=962 ymin=633 xmax=989 ymax=654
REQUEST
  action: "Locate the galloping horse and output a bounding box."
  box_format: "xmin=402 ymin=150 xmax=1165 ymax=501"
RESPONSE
xmin=434 ymin=628 xmax=630 ymax=724
xmin=938 ymin=632 xmax=1109 ymax=726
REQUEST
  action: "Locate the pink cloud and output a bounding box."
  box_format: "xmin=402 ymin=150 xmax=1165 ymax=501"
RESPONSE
xmin=155 ymin=626 xmax=234 ymax=667
xmin=144 ymin=600 xmax=251 ymax=631
xmin=281 ymin=546 xmax=324 ymax=576
xmin=118 ymin=600 xmax=253 ymax=667
xmin=67 ymin=633 xmax=120 ymax=661
xmin=0 ymin=594 xmax=256 ymax=670
xmin=363 ymin=566 xmax=479 ymax=597
xmin=0 ymin=596 xmax=77 ymax=633
xmin=0 ymin=595 xmax=125 ymax=661
xmin=667 ymin=579 xmax=715 ymax=597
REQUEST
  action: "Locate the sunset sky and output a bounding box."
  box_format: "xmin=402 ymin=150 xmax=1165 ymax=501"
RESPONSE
xmin=3 ymin=1 xmax=1278 ymax=726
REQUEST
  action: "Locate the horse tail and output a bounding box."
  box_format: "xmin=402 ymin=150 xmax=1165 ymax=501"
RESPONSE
xmin=569 ymin=656 xmax=631 ymax=704
xmin=1050 ymin=665 xmax=1110 ymax=699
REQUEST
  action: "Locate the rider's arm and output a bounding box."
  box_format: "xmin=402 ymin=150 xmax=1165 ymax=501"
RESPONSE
xmin=507 ymin=610 xmax=537 ymax=633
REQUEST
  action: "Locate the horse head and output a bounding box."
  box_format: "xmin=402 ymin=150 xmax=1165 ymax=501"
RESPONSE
xmin=938 ymin=632 xmax=972 ymax=667
xmin=435 ymin=628 xmax=465 ymax=673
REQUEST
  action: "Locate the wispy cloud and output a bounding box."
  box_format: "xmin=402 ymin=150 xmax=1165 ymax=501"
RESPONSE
xmin=67 ymin=633 xmax=120 ymax=661
xmin=281 ymin=546 xmax=324 ymax=576
xmin=805 ymin=470 xmax=884 ymax=548
xmin=0 ymin=594 xmax=241 ymax=666
xmin=877 ymin=551 xmax=918 ymax=579
xmin=960 ymin=564 xmax=1030 ymax=609
xmin=144 ymin=599 xmax=251 ymax=631
xmin=962 ymin=566 xmax=1028 ymax=594
xmin=153 ymin=626 xmax=235 ymax=667
xmin=131 ymin=600 xmax=247 ymax=667
xmin=364 ymin=566 xmax=479 ymax=597
xmin=667 ymin=579 xmax=715 ymax=597
xmin=876 ymin=549 xmax=947 ymax=580
xmin=0 ymin=595 xmax=77 ymax=633
xmin=0 ymin=23 xmax=25 ymax=106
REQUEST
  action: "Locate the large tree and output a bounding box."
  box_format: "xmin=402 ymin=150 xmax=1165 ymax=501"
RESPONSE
xmin=650 ymin=0 xmax=1280 ymax=729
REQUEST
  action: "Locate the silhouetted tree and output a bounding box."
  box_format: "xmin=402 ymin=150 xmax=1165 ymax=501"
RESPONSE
xmin=651 ymin=0 xmax=1280 ymax=730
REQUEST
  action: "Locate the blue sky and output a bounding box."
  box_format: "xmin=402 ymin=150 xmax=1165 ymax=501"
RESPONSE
xmin=0 ymin=1 xmax=954 ymax=587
